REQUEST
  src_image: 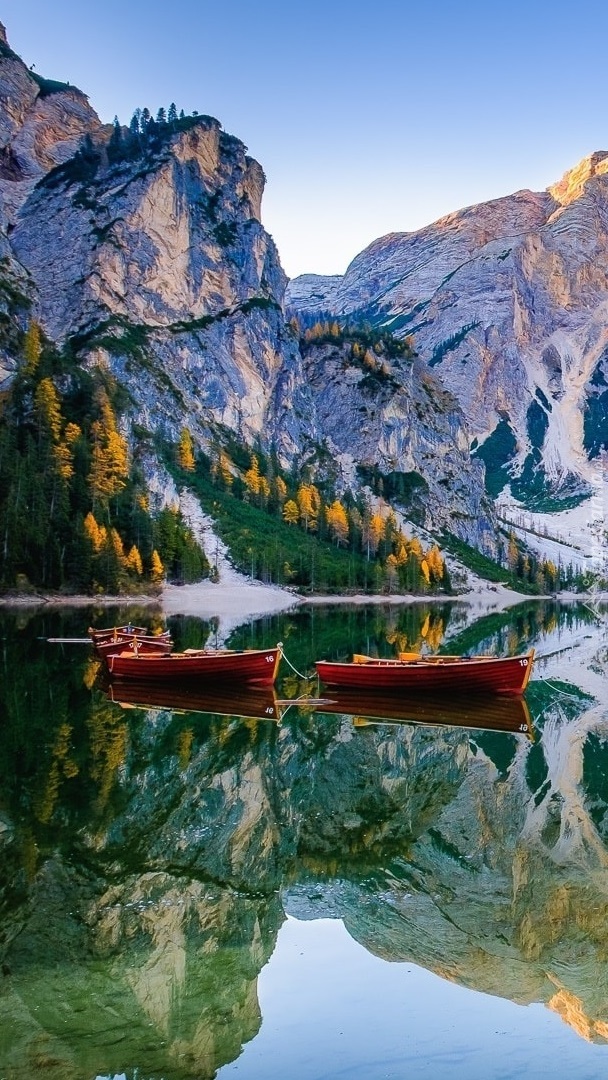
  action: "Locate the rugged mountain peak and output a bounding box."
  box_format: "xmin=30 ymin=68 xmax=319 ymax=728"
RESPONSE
xmin=0 ymin=22 xmax=7 ymax=45
xmin=0 ymin=29 xmax=100 ymax=225
xmin=287 ymin=154 xmax=608 ymax=504
xmin=548 ymin=150 xmax=608 ymax=206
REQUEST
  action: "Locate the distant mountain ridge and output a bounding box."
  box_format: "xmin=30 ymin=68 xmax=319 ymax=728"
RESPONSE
xmin=287 ymin=158 xmax=608 ymax=506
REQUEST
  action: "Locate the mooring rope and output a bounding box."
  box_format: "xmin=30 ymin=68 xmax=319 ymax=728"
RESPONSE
xmin=538 ymin=677 xmax=590 ymax=702
xmin=277 ymin=642 xmax=313 ymax=681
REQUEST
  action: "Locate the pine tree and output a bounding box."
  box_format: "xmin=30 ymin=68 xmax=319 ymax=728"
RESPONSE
xmin=168 ymin=102 xmax=178 ymax=125
xmin=129 ymin=109 xmax=141 ymax=137
xmin=108 ymin=116 xmax=123 ymax=159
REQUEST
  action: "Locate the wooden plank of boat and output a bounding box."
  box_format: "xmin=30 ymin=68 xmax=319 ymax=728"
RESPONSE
xmin=105 ymin=680 xmax=282 ymax=721
xmin=107 ymin=645 xmax=282 ymax=686
xmin=315 ymin=649 xmax=535 ymax=696
xmin=95 ymin=634 xmax=173 ymax=658
xmin=314 ymin=689 xmax=533 ymax=736
xmin=89 ymin=624 xmax=150 ymax=640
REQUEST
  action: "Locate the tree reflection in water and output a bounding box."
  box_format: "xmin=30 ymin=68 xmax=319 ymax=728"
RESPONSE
xmin=0 ymin=600 xmax=606 ymax=1078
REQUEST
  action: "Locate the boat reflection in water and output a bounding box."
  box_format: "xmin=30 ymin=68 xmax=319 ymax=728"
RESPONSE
xmin=314 ymin=689 xmax=534 ymax=738
xmin=105 ymin=679 xmax=283 ymax=722
xmin=104 ymin=680 xmax=533 ymax=737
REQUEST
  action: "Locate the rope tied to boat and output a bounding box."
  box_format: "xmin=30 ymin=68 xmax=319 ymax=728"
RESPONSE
xmin=277 ymin=642 xmax=313 ymax=681
xmin=537 ymin=677 xmax=592 ymax=702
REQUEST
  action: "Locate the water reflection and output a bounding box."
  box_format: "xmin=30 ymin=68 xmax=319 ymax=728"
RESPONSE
xmin=0 ymin=600 xmax=606 ymax=1077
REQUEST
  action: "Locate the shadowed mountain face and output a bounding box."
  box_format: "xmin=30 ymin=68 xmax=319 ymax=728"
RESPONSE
xmin=288 ymin=156 xmax=608 ymax=502
xmin=0 ymin=604 xmax=607 ymax=1076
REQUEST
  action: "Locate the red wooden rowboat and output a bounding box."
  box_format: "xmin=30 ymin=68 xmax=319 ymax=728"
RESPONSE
xmin=89 ymin=625 xmax=173 ymax=658
xmin=89 ymin=623 xmax=152 ymax=640
xmin=95 ymin=635 xmax=173 ymax=658
xmin=106 ymin=645 xmax=282 ymax=686
xmin=315 ymin=649 xmax=535 ymax=696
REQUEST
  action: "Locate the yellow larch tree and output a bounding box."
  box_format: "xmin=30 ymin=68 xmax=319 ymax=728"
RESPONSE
xmin=283 ymin=498 xmax=299 ymax=525
xmin=34 ymin=378 xmax=63 ymax=442
xmin=297 ymin=483 xmax=320 ymax=532
xmin=23 ymin=321 xmax=42 ymax=376
xmin=507 ymin=531 xmax=519 ymax=570
xmin=408 ymin=536 xmax=423 ymax=558
xmin=126 ymin=544 xmax=143 ymax=575
xmin=426 ymin=545 xmax=444 ymax=582
xmin=326 ymin=500 xmax=349 ymax=546
xmin=177 ymin=427 xmax=195 ymax=471
xmin=274 ymin=475 xmax=287 ymax=504
xmin=52 ymin=441 xmax=74 ymax=481
xmin=211 ymin=448 xmax=233 ymax=489
xmin=83 ymin=511 xmax=103 ymax=553
xmin=244 ymin=454 xmax=262 ymax=497
xmin=368 ymin=512 xmax=386 ymax=556
xmin=150 ymin=549 xmax=164 ymax=581
xmin=88 ymin=392 xmax=129 ymax=509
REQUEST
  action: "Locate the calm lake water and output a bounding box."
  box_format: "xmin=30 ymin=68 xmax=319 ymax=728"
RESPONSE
xmin=0 ymin=598 xmax=607 ymax=1079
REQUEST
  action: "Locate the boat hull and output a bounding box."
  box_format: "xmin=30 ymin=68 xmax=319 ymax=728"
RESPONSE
xmin=107 ymin=646 xmax=281 ymax=686
xmin=315 ymin=650 xmax=534 ymax=696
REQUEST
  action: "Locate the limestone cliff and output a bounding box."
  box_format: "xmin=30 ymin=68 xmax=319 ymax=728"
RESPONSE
xmin=0 ymin=23 xmax=497 ymax=554
xmin=288 ymin=158 xmax=608 ymax=503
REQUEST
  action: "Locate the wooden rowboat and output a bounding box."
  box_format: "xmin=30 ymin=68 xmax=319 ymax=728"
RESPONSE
xmin=314 ymin=688 xmax=533 ymax=737
xmin=315 ymin=649 xmax=535 ymax=696
xmin=94 ymin=634 xmax=174 ymax=658
xmin=106 ymin=645 xmax=282 ymax=686
xmin=89 ymin=625 xmax=173 ymax=658
xmin=89 ymin=623 xmax=151 ymax=640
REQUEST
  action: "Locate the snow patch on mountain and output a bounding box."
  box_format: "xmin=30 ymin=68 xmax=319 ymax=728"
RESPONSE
xmin=496 ymin=470 xmax=608 ymax=576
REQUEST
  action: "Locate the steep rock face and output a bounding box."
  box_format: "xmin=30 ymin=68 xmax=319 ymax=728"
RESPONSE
xmin=0 ymin=25 xmax=101 ymax=227
xmin=7 ymin=113 xmax=315 ymax=458
xmin=300 ymin=337 xmax=495 ymax=547
xmin=0 ymin=23 xmax=495 ymax=544
xmin=288 ymin=159 xmax=608 ymax=498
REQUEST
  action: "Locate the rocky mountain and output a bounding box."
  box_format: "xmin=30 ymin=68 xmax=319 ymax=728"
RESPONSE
xmin=287 ymin=158 xmax=608 ymax=507
xmin=0 ymin=22 xmax=498 ymax=563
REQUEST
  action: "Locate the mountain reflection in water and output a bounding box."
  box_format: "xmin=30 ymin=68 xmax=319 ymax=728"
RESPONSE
xmin=0 ymin=599 xmax=606 ymax=1078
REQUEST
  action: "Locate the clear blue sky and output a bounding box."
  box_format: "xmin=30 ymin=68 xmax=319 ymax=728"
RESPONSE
xmin=3 ymin=0 xmax=607 ymax=279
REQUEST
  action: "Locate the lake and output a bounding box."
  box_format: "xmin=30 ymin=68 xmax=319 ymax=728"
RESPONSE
xmin=0 ymin=597 xmax=607 ymax=1079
